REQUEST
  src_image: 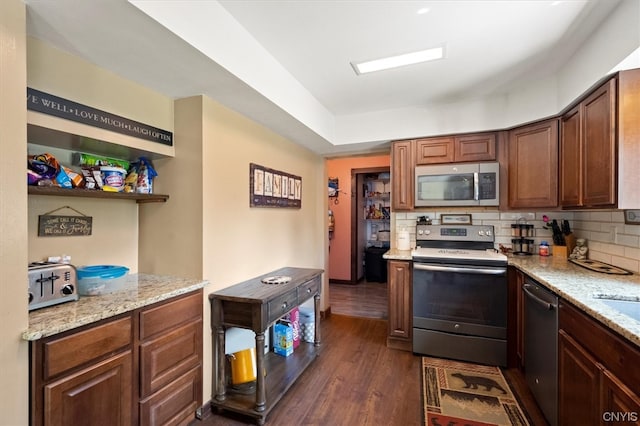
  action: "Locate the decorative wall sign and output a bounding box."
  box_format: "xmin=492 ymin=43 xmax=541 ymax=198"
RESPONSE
xmin=250 ymin=163 xmax=301 ymax=208
xmin=27 ymin=88 xmax=173 ymax=146
xmin=38 ymin=206 xmax=93 ymax=237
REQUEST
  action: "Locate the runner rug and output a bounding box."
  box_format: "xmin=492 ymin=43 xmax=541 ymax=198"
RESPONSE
xmin=421 ymin=356 xmax=530 ymax=426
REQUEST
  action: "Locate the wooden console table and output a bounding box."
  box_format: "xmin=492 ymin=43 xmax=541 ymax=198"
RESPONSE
xmin=209 ymin=267 xmax=323 ymax=425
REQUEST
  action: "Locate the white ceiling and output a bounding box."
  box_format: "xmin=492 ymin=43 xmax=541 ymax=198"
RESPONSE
xmin=24 ymin=0 xmax=629 ymax=156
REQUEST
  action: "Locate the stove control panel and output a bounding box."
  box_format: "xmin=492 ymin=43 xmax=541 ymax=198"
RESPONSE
xmin=416 ymin=224 xmax=496 ymax=243
xmin=28 ymin=262 xmax=78 ymax=311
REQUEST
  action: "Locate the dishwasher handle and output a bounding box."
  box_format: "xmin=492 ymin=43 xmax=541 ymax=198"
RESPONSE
xmin=523 ymin=283 xmax=556 ymax=311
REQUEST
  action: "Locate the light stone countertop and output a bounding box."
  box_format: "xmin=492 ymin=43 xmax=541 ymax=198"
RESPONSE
xmin=383 ymin=248 xmax=640 ymax=348
xmin=382 ymin=248 xmax=413 ymax=261
xmin=24 ymin=273 xmax=209 ymax=341
xmin=508 ymin=255 xmax=640 ymax=348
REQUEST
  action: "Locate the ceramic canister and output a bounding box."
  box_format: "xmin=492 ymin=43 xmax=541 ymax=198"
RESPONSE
xmin=397 ymin=229 xmax=411 ymax=250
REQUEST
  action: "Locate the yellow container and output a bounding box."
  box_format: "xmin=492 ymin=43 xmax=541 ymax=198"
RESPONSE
xmin=229 ymin=348 xmax=256 ymax=385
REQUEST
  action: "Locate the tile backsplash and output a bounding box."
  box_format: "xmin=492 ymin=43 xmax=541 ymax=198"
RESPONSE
xmin=392 ymin=209 xmax=640 ymax=273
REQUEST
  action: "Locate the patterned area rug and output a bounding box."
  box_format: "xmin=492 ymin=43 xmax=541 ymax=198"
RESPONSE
xmin=422 ymin=357 xmax=530 ymax=426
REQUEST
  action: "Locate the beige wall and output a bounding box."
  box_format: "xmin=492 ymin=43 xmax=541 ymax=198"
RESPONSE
xmin=0 ymin=1 xmax=28 ymax=424
xmin=139 ymin=94 xmax=326 ymax=408
xmin=27 ymin=37 xmax=173 ymax=131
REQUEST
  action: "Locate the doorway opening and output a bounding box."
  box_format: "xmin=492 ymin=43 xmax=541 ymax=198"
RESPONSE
xmin=329 ymin=166 xmax=390 ymax=319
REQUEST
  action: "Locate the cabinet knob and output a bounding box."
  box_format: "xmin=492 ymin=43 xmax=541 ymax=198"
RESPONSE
xmin=282 ymin=302 xmax=288 ymax=310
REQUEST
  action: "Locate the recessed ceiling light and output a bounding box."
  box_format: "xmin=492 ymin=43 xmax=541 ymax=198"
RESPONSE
xmin=351 ymin=46 xmax=445 ymax=75
xmin=551 ymin=1 xmax=563 ymax=5
xmin=417 ymin=7 xmax=430 ymax=15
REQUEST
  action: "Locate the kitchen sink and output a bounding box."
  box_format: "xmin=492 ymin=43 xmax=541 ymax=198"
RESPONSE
xmin=594 ymin=297 xmax=640 ymax=322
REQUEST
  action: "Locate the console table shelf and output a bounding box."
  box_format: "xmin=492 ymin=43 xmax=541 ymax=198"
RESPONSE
xmin=209 ymin=267 xmax=323 ymax=425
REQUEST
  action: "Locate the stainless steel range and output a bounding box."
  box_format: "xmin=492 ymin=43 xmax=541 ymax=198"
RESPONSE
xmin=412 ymin=224 xmax=508 ymax=366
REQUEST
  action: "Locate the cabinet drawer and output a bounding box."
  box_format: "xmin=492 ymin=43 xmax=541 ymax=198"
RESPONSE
xmin=43 ymin=316 xmax=132 ymax=380
xmin=560 ymin=301 xmax=640 ymax=394
xmin=299 ymin=276 xmax=320 ymax=302
xmin=140 ymin=290 xmax=202 ymax=340
xmin=139 ymin=365 xmax=201 ymax=426
xmin=268 ymin=289 xmax=298 ymax=324
xmin=140 ymin=320 xmax=203 ymax=398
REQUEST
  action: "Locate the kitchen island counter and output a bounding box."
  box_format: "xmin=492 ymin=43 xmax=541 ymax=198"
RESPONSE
xmin=23 ymin=273 xmax=208 ymax=340
xmin=509 ymin=255 xmax=640 ymax=348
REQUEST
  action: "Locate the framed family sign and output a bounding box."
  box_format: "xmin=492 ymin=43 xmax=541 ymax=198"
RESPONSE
xmin=250 ymin=163 xmax=302 ymax=208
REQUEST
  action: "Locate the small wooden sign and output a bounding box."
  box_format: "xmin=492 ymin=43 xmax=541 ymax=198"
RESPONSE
xmin=38 ymin=215 xmax=93 ymax=237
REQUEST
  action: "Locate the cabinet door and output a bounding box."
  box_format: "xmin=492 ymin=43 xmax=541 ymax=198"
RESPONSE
xmin=560 ymin=106 xmax=582 ymax=207
xmin=387 ymin=260 xmax=412 ymax=341
xmin=454 ymin=133 xmax=496 ymax=162
xmin=45 ymin=351 xmax=132 ymax=426
xmin=415 ymin=137 xmax=454 ymax=164
xmin=601 ymin=369 xmax=640 ymax=425
xmin=508 ymin=119 xmax=559 ymax=208
xmin=391 ymin=141 xmax=414 ymax=210
xmin=582 ymin=78 xmax=616 ymax=207
xmin=559 ymin=330 xmax=601 ymax=426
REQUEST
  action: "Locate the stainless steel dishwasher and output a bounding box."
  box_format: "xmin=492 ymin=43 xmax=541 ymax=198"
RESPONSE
xmin=523 ymin=278 xmax=558 ymax=426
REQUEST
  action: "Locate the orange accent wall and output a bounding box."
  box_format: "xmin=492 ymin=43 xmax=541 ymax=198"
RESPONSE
xmin=327 ymin=154 xmax=390 ymax=281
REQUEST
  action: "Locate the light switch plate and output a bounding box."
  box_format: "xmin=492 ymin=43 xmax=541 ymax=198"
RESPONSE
xmin=624 ymin=210 xmax=640 ymax=225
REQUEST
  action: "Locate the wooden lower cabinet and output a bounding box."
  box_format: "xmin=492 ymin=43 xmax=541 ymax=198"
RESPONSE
xmin=138 ymin=292 xmax=203 ymax=426
xmin=139 ymin=365 xmax=201 ymax=426
xmin=31 ymin=290 xmax=203 ymax=426
xmin=44 ymin=351 xmax=132 ymax=426
xmin=507 ymin=267 xmax=525 ymax=370
xmin=559 ymin=301 xmax=640 ymax=426
xmin=601 ymin=370 xmax=640 ymax=424
xmin=387 ymin=260 xmax=412 ymax=351
xmin=558 ymin=330 xmax=601 ymax=425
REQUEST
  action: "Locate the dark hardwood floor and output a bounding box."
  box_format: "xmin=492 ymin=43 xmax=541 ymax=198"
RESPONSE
xmin=328 ymin=280 xmax=388 ymax=319
xmin=195 ymin=314 xmax=548 ymax=426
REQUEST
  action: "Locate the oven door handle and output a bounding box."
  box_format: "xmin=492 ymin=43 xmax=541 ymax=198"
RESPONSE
xmin=413 ymin=263 xmax=506 ymax=275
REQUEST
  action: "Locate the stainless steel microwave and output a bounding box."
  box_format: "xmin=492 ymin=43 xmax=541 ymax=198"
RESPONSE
xmin=415 ymin=162 xmax=500 ymax=207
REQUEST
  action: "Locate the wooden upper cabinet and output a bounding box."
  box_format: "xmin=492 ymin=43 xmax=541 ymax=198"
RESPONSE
xmin=508 ymin=119 xmax=559 ymax=208
xmin=560 ymin=106 xmax=582 ymax=206
xmin=582 ymin=79 xmax=616 ymax=207
xmin=415 ymin=132 xmax=496 ymax=165
xmin=455 ymin=133 xmax=497 ymax=162
xmin=415 ymin=137 xmax=454 ymax=164
xmin=391 ymin=141 xmax=414 ymax=210
xmin=560 ymin=77 xmax=616 ymax=208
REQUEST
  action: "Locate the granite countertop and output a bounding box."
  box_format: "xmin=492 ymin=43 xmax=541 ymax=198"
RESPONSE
xmin=24 ymin=273 xmax=208 ymax=341
xmin=383 ymin=248 xmax=412 ymax=261
xmin=384 ymin=248 xmax=640 ymax=348
xmin=508 ymin=256 xmax=640 ymax=348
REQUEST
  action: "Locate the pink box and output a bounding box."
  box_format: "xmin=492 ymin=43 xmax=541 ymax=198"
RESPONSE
xmin=284 ymin=307 xmax=300 ymax=348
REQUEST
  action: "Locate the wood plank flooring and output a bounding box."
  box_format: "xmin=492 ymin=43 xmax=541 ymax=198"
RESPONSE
xmin=328 ymin=280 xmax=388 ymax=319
xmin=195 ymin=314 xmax=548 ymax=426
